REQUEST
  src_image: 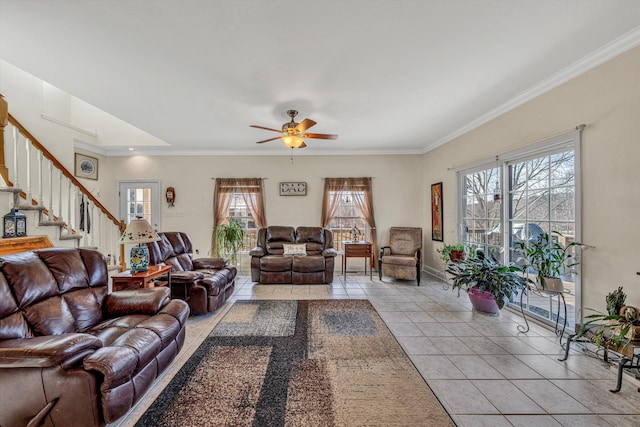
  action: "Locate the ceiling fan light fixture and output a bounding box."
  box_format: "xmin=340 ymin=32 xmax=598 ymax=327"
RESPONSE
xmin=282 ymin=135 xmax=305 ymax=148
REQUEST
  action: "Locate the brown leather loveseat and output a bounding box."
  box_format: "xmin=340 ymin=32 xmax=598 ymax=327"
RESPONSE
xmin=250 ymin=226 xmax=337 ymax=284
xmin=0 ymin=247 xmax=190 ymax=427
xmin=146 ymin=232 xmax=237 ymax=315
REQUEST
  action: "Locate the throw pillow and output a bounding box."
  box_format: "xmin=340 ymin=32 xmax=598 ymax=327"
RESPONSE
xmin=283 ymin=243 xmax=307 ymax=256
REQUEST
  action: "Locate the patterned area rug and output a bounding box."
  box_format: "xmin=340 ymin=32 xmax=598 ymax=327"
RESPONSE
xmin=136 ymin=300 xmax=454 ymax=426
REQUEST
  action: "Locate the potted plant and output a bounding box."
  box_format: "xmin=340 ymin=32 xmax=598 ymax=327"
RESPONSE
xmin=437 ymin=243 xmax=466 ymax=264
xmin=516 ymin=231 xmax=583 ymax=293
xmin=577 ymin=287 xmax=640 ymax=351
xmin=214 ymin=218 xmax=245 ymax=265
xmin=446 ymin=249 xmax=532 ymax=315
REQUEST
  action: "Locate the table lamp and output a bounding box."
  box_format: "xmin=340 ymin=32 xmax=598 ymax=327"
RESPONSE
xmin=119 ymin=217 xmax=160 ymax=272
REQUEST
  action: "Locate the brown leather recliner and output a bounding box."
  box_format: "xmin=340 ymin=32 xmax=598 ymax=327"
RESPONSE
xmin=0 ymin=247 xmax=190 ymax=427
xmin=250 ymin=226 xmax=337 ymax=284
xmin=146 ymin=232 xmax=237 ymax=315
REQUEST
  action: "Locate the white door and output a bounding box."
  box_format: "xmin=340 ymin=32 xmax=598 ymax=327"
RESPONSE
xmin=118 ymin=180 xmax=161 ymax=230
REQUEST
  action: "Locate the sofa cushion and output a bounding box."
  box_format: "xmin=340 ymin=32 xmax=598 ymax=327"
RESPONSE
xmin=266 ymin=226 xmax=295 ymax=254
xmin=292 ymin=256 xmax=325 ymax=273
xmin=260 ymin=255 xmax=293 ymax=272
xmin=381 ymin=255 xmax=417 ymax=267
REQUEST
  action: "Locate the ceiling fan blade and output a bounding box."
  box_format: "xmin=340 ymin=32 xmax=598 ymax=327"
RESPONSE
xmin=303 ymin=133 xmax=339 ymax=140
xmin=256 ymin=136 xmax=282 ymax=144
xmin=295 ymin=118 xmax=316 ymax=133
xmin=250 ymin=125 xmax=283 ymax=133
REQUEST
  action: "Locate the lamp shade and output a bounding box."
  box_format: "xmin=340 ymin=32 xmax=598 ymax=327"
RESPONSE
xmin=119 ymin=218 xmax=160 ymax=244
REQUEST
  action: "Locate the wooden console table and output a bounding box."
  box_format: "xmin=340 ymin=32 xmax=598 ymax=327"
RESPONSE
xmin=343 ymin=242 xmax=373 ymax=280
xmin=111 ymin=265 xmax=172 ymax=292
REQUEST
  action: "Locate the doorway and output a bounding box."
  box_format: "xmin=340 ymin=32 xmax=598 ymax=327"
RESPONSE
xmin=118 ymin=180 xmax=161 ymax=230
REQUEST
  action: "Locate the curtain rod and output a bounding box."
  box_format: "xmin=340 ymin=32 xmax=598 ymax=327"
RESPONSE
xmin=210 ymin=177 xmax=268 ymax=180
xmin=446 ymin=124 xmax=586 ymax=171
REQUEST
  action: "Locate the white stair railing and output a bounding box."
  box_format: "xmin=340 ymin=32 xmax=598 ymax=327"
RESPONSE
xmin=2 ymin=114 xmax=125 ymax=267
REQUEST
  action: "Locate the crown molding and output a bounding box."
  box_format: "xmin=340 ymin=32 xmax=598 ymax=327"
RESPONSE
xmin=72 ymin=136 xmax=423 ymax=156
xmin=422 ymin=26 xmax=640 ymax=154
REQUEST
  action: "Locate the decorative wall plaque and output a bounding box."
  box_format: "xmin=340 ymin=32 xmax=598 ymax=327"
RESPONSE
xmin=279 ymin=182 xmax=307 ymax=196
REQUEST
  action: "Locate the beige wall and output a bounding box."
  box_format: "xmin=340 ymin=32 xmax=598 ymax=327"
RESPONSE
xmin=102 ymin=154 xmax=423 ymax=256
xmin=422 ymin=46 xmax=640 ymax=316
xmin=4 ymin=45 xmax=639 ymax=318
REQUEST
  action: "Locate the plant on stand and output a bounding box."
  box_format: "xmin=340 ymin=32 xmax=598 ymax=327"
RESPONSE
xmin=577 ymin=287 xmax=640 ymax=350
xmin=516 ymin=231 xmax=583 ymax=293
xmin=446 ymin=249 xmax=532 ymax=315
xmin=214 ymin=218 xmax=245 ymax=266
xmin=437 ymin=243 xmax=467 ymax=264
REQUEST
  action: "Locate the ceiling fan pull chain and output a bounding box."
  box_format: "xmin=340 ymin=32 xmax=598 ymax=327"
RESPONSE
xmin=290 ymin=148 xmax=294 ymax=164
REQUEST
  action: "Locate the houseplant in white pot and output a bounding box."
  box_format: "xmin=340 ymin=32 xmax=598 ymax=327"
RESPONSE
xmin=446 ymin=249 xmax=532 ymax=315
xmin=516 ymin=231 xmax=583 ymax=293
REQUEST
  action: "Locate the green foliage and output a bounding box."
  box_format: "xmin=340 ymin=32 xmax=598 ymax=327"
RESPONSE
xmin=606 ymin=286 xmax=627 ymax=316
xmin=437 ymin=243 xmax=466 ymax=264
xmin=515 ymin=231 xmax=583 ymax=290
xmin=446 ymin=249 xmax=532 ymax=309
xmin=214 ymin=218 xmax=245 ymax=265
xmin=577 ymin=309 xmax=639 ymax=349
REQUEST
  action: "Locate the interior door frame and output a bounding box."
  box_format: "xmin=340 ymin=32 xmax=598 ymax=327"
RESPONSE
xmin=117 ymin=179 xmax=162 ymax=230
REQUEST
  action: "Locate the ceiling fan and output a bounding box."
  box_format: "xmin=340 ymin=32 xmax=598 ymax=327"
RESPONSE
xmin=250 ymin=110 xmax=338 ymax=149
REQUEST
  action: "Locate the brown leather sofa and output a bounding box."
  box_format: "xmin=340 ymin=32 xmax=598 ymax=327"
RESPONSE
xmin=0 ymin=247 xmax=189 ymax=427
xmin=146 ymin=232 xmax=237 ymax=315
xmin=250 ymin=226 xmax=337 ymax=284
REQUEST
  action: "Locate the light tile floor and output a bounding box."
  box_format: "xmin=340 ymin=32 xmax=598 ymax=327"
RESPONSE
xmin=113 ymin=274 xmax=640 ymax=427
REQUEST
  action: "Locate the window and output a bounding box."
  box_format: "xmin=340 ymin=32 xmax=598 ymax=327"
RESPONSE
xmin=461 ymin=166 xmax=503 ymax=258
xmin=327 ymin=191 xmax=369 ymax=252
xmin=227 ymin=193 xmax=258 ymax=251
xmin=322 ymin=177 xmax=377 ymax=259
xmin=213 ymin=178 xmax=266 ymax=255
xmin=458 ymin=129 xmax=582 ymax=330
xmin=118 ymin=180 xmax=161 ymax=229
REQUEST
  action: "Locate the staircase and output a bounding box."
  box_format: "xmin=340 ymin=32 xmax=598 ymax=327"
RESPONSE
xmin=0 ymin=94 xmax=124 ymax=270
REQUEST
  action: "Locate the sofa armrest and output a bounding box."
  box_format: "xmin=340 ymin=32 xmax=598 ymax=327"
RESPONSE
xmin=104 ymin=287 xmax=170 ymax=316
xmin=322 ymin=248 xmax=338 ymax=257
xmin=0 ymin=333 xmax=102 ymax=368
xmin=171 ymin=271 xmax=205 ymax=283
xmin=193 ymin=257 xmax=227 ymax=270
xmin=83 ymin=346 xmax=137 ymax=389
xmin=249 ymin=247 xmax=266 ymax=257
xmin=379 ymin=246 xmax=391 ymax=258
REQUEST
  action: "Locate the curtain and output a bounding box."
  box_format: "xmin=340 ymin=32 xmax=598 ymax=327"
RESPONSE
xmin=212 ymin=178 xmax=266 ymax=255
xmin=322 ymin=177 xmax=378 ymax=268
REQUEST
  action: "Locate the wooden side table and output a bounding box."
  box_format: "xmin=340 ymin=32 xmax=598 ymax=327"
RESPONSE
xmin=111 ymin=265 xmax=172 ymax=292
xmin=343 ymin=242 xmax=373 ymax=280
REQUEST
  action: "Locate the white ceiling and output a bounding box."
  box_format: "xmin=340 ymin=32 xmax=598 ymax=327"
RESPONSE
xmin=1 ymin=0 xmax=639 ymax=155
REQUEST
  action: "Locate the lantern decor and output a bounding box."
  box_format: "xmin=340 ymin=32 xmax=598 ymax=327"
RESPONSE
xmin=3 ymin=208 xmax=27 ymax=238
xmin=118 ymin=217 xmax=160 ymax=272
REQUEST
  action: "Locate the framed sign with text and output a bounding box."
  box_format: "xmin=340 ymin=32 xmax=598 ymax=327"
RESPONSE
xmin=279 ymin=182 xmax=307 ymax=196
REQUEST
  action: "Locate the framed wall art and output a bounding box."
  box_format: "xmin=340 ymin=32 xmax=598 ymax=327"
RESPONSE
xmin=431 ymin=182 xmax=443 ymax=241
xmin=74 ymin=153 xmax=99 ymax=180
xmin=279 ymin=182 xmax=307 ymax=196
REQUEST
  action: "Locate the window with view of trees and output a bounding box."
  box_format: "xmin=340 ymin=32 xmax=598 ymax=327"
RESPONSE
xmin=458 ymin=130 xmax=582 ymax=330
xmin=322 ymin=178 xmax=378 ymax=263
xmin=327 ymin=191 xmax=369 ymax=252
xmin=213 ymin=178 xmax=266 ymax=255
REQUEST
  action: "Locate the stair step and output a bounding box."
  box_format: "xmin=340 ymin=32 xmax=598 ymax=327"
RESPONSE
xmin=59 ymin=234 xmax=83 ymax=241
xmin=17 ymin=204 xmax=46 ymax=211
xmin=0 ymin=187 xmax=22 ymax=194
xmin=39 ymin=220 xmax=66 ymax=227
